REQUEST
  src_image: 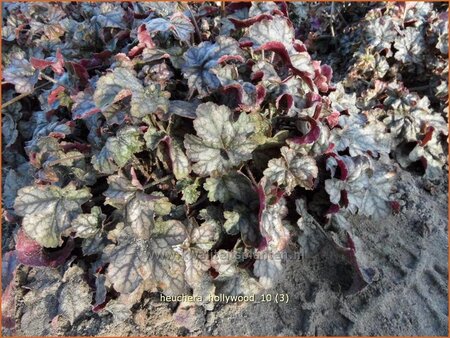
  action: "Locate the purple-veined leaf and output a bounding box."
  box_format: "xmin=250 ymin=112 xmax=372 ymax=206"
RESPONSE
xmin=105 ymin=222 xmax=188 ymax=296
xmin=14 ymin=183 xmax=91 ymax=248
xmin=394 ymin=27 xmax=425 ymax=64
xmin=94 ymin=67 xmax=169 ymax=120
xmin=4 ymin=57 xmax=40 ymax=94
xmin=104 ymin=172 xmax=173 ymax=240
xmin=325 ymin=157 xmax=397 ymax=219
xmin=146 ymin=12 xmax=194 ymax=42
xmin=57 ymin=265 xmax=93 ymax=324
xmin=182 ymin=37 xmax=244 ymax=97
xmin=263 ymin=145 xmax=318 ymax=193
xmin=204 ymin=171 xmax=256 ymax=204
xmin=184 ymin=103 xmax=258 ymax=176
xmin=92 ymin=126 xmax=144 ymax=174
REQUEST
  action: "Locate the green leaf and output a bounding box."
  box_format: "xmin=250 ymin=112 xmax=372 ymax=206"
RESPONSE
xmin=130 ymin=83 xmax=169 ymax=119
xmin=211 ymin=250 xmax=262 ymax=296
xmin=105 ymin=223 xmax=187 ymax=295
xmin=14 ymin=183 xmax=92 ymax=248
xmin=94 ymin=68 xmax=168 ymax=120
xmin=253 ymin=251 xmax=283 ymax=288
xmin=223 ymin=205 xmax=260 ymax=247
xmin=263 ymin=146 xmax=318 ymax=193
xmin=325 ymin=158 xmax=397 ymax=219
xmin=92 ymin=126 xmax=144 ymax=174
xmin=204 ymin=171 xmax=256 ymax=204
xmin=177 ymin=178 xmax=201 ymax=205
xmin=167 ymin=138 xmax=190 ymax=180
xmin=143 ymin=125 xmax=166 ymax=150
xmin=71 ymin=206 xmax=105 ymax=238
xmin=3 ymin=57 xmax=40 ymax=94
xmin=104 ymin=172 xmax=173 ymax=239
xmin=184 ymin=103 xmax=258 ymax=176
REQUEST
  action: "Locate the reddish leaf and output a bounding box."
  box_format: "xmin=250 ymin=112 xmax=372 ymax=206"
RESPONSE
xmin=390 ymin=201 xmax=401 ymax=214
xmin=420 ymin=125 xmax=435 ymax=146
xmin=289 ymin=116 xmax=321 ymax=144
xmin=15 ymin=228 xmax=74 ymax=268
xmin=30 ymin=49 xmax=64 ymax=75
xmin=217 ymin=55 xmax=245 ymax=64
xmin=325 ymin=111 xmax=340 ymax=128
xmin=229 ymin=14 xmax=273 ymax=29
xmin=276 ymin=93 xmax=293 ymax=112
xmin=313 ymin=61 xmax=333 ymax=93
xmin=2 ymin=281 xmax=16 ymax=329
xmin=257 ymin=41 xmax=314 ymax=90
xmin=48 ymin=86 xmax=65 ymax=105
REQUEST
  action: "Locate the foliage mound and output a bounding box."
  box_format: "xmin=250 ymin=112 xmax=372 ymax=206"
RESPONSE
xmin=2 ymin=1 xmax=448 ymax=326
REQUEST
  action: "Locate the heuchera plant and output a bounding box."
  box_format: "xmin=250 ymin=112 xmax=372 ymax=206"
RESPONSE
xmin=1 ymin=1 xmax=447 ymax=325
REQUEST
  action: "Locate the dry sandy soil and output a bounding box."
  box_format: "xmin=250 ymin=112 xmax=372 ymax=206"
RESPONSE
xmin=8 ymin=169 xmax=448 ymax=336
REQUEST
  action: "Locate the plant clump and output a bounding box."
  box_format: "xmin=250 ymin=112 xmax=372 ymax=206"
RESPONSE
xmin=1 ymin=1 xmax=447 ymax=328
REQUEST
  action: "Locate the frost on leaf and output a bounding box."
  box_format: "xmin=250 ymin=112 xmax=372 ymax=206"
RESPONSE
xmin=93 ymin=68 xmax=168 ymax=120
xmin=92 ymin=126 xmax=144 ymax=174
xmin=263 ymin=145 xmax=318 ymax=193
xmin=146 ymin=13 xmax=194 ymax=42
xmin=104 ymin=172 xmax=172 ymax=240
xmin=184 ymin=103 xmax=258 ymax=176
xmin=182 ymin=37 xmax=244 ymax=96
xmin=14 ymin=183 xmax=91 ymax=248
xmin=105 ymin=222 xmax=187 ymax=295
